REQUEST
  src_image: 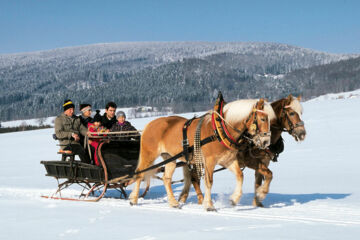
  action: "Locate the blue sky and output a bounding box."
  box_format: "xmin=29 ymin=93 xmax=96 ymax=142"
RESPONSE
xmin=1 ymin=0 xmax=359 ymax=54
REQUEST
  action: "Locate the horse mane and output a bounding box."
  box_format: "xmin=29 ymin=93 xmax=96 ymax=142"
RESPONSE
xmin=223 ymin=99 xmax=276 ymax=125
xmin=288 ymin=97 xmax=303 ymax=116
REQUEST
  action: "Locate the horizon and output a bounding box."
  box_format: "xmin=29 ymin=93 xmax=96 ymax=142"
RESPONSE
xmin=1 ymin=0 xmax=359 ymax=54
xmin=0 ymin=40 xmax=348 ymax=56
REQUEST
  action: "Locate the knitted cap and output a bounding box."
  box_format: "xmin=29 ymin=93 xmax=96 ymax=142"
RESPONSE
xmin=79 ymin=103 xmax=91 ymax=112
xmin=116 ymin=111 xmax=126 ymax=118
xmin=63 ymin=99 xmax=75 ymax=111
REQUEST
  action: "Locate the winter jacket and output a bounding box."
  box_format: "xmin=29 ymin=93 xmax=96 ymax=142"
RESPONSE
xmin=110 ymin=121 xmax=137 ymax=132
xmin=88 ymin=123 xmax=107 ymax=166
xmin=54 ymin=113 xmax=88 ymax=149
xmin=101 ymin=114 xmax=117 ymax=129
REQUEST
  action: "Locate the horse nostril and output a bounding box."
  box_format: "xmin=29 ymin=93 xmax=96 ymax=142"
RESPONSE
xmin=263 ymin=140 xmax=269 ymax=147
xmin=299 ymin=133 xmax=306 ymax=140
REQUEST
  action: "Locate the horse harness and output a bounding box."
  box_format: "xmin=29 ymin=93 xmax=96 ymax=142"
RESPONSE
xmin=130 ymin=93 xmax=269 ymax=178
xmin=278 ymin=104 xmax=304 ymax=134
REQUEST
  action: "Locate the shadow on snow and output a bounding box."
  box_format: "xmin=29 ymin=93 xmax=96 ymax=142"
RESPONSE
xmin=100 ymin=183 xmax=350 ymax=208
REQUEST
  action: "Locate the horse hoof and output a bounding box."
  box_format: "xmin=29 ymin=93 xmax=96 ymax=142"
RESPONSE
xmin=252 ymin=199 xmax=264 ymax=207
xmin=206 ymin=207 xmax=217 ymax=212
xmin=230 ymin=200 xmax=237 ymax=206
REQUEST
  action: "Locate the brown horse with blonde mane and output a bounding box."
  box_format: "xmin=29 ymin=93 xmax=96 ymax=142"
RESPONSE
xmin=183 ymin=94 xmax=306 ymax=207
xmin=129 ymin=97 xmax=276 ymax=211
xmin=244 ymin=94 xmax=306 ymax=207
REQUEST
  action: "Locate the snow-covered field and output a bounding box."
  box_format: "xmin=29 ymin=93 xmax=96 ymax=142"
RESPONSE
xmin=1 ymin=94 xmax=360 ymax=239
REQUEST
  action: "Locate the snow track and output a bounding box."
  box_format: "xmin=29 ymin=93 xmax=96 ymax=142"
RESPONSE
xmin=2 ymin=187 xmax=360 ymax=227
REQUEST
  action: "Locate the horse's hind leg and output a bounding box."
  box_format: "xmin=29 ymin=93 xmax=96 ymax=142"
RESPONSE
xmin=161 ymin=153 xmax=180 ymax=208
xmin=129 ymin=148 xmax=158 ymax=205
xmin=253 ymin=163 xmax=272 ymax=207
xmin=227 ymin=161 xmax=244 ymax=206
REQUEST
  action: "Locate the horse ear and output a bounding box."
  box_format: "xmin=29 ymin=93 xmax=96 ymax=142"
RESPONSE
xmin=286 ymin=94 xmax=293 ymax=104
xmin=257 ymin=98 xmax=265 ymax=110
xmin=297 ymin=95 xmax=302 ymax=101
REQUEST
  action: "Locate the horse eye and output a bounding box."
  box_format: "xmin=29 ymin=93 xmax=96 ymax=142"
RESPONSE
xmin=289 ymin=112 xmax=295 ymax=116
xmin=260 ymin=118 xmax=266 ymax=122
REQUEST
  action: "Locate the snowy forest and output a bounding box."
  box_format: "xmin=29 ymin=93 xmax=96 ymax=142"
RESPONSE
xmin=0 ymin=42 xmax=359 ymax=121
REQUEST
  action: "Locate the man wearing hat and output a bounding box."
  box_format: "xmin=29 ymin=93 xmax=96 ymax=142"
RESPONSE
xmin=54 ymin=99 xmax=90 ymax=163
xmin=79 ymin=103 xmax=93 ymax=128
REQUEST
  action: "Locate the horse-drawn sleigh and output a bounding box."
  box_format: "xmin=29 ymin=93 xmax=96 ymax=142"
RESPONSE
xmin=41 ymin=92 xmax=306 ymax=211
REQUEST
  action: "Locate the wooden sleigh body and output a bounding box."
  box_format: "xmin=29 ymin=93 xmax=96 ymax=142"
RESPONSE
xmin=41 ymin=131 xmax=143 ymax=202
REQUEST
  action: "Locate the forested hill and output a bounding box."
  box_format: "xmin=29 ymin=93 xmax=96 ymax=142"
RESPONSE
xmin=0 ymin=42 xmax=357 ymax=121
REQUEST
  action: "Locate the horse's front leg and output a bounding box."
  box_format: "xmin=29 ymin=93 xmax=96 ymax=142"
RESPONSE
xmin=163 ymin=160 xmax=180 ymax=208
xmin=178 ymin=164 xmax=191 ymax=203
xmin=253 ymin=162 xmax=272 ymax=207
xmin=178 ymin=164 xmax=204 ymax=204
xmin=203 ymin=158 xmax=216 ymax=211
xmin=190 ymin=168 xmax=204 ymax=204
xmin=227 ymin=161 xmax=244 ymax=206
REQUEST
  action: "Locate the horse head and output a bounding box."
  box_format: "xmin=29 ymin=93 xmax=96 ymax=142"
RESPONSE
xmin=277 ymin=94 xmax=306 ymax=141
xmin=243 ymin=98 xmax=273 ymax=149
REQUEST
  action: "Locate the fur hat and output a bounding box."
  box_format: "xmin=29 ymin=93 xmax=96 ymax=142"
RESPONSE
xmin=79 ymin=103 xmax=91 ymax=112
xmin=63 ymin=99 xmax=75 ymax=111
xmin=93 ymin=110 xmax=102 ymax=122
xmin=116 ymin=111 xmax=126 ymax=118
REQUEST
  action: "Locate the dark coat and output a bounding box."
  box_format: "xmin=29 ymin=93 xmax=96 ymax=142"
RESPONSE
xmin=110 ymin=121 xmax=140 ymax=140
xmin=110 ymin=121 xmax=137 ymax=132
xmin=79 ymin=115 xmax=93 ymax=128
xmin=101 ymin=114 xmax=117 ymax=129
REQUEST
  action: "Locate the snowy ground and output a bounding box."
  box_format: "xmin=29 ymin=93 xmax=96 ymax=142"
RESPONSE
xmin=1 ymin=94 xmax=360 ymax=239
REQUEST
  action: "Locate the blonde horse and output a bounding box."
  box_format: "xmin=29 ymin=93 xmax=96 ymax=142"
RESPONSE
xmin=129 ymin=98 xmax=276 ymax=211
xmin=185 ymin=95 xmax=306 ymax=207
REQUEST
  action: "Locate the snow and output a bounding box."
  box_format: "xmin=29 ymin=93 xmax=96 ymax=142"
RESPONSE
xmin=1 ymin=96 xmax=360 ymax=239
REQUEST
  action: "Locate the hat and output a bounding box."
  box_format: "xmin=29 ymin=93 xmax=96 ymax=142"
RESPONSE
xmin=79 ymin=103 xmax=92 ymax=113
xmin=116 ymin=111 xmax=126 ymax=118
xmin=63 ymin=99 xmax=75 ymax=111
xmin=93 ymin=110 xmax=102 ymax=122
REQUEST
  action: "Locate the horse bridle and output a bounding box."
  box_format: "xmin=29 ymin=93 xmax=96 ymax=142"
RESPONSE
xmin=238 ymin=108 xmax=271 ymax=148
xmin=279 ymin=105 xmax=304 ymax=135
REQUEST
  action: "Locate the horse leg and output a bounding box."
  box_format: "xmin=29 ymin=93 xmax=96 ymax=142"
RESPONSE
xmin=227 ymin=161 xmax=244 ymax=206
xmin=129 ymin=148 xmax=158 ymax=205
xmin=253 ymin=163 xmax=273 ymax=207
xmin=190 ymin=168 xmax=204 ymax=204
xmin=253 ymin=170 xmax=264 ymax=207
xmin=178 ymin=165 xmax=192 ymax=204
xmin=162 ymin=154 xmax=179 ymax=208
xmin=203 ymin=158 xmax=216 ymax=211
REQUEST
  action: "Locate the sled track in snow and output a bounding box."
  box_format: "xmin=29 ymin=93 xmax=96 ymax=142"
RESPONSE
xmin=3 ymin=187 xmax=360 ymax=226
xmin=101 ymin=200 xmax=360 ymax=226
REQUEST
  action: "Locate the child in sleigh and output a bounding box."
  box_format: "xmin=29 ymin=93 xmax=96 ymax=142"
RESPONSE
xmin=88 ymin=110 xmax=109 ymax=166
